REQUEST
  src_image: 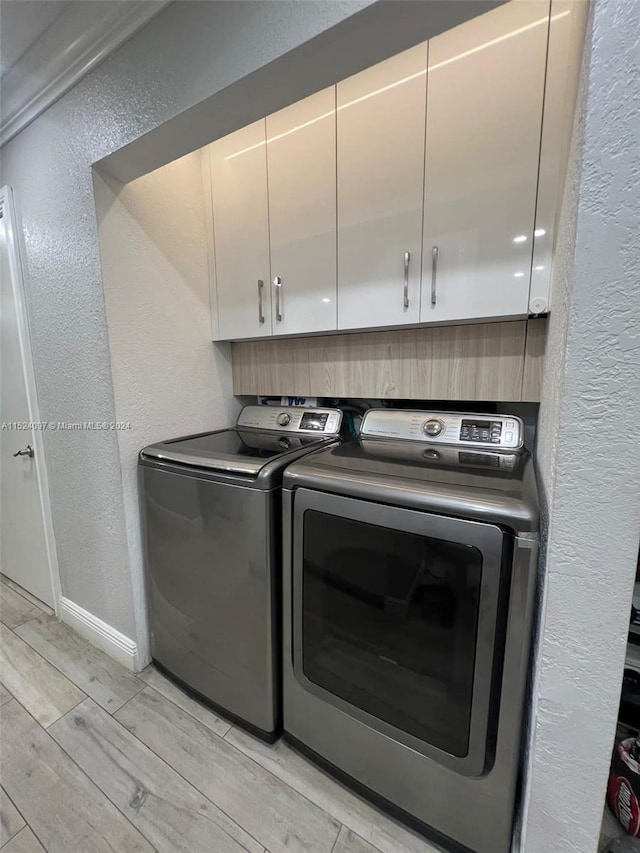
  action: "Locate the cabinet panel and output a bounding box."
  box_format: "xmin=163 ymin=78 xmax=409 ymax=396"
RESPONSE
xmin=231 ymin=338 xmax=310 ymax=396
xmin=306 ymin=322 xmax=526 ymax=399
xmin=337 ymin=44 xmax=427 ymax=330
xmin=530 ymin=0 xmax=588 ymax=313
xmin=421 ymin=1 xmax=549 ymax=324
xmin=522 ymin=316 xmax=548 ymax=401
xmin=210 ymin=121 xmax=271 ymax=340
xmin=267 ymin=88 xmax=337 ymax=336
xmin=231 ymin=322 xmax=541 ymax=400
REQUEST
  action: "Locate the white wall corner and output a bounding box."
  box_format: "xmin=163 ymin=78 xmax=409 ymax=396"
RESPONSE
xmin=58 ymin=597 xmax=140 ymax=672
xmin=0 ymin=1 xmax=169 ymax=147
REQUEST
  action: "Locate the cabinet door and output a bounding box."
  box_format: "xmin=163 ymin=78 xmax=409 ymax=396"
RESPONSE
xmin=337 ymin=44 xmax=427 ymax=331
xmin=530 ymin=0 xmax=589 ymax=315
xmin=421 ymin=1 xmax=549 ymax=324
xmin=267 ymin=88 xmax=337 ymax=336
xmin=210 ymin=120 xmax=271 ymax=340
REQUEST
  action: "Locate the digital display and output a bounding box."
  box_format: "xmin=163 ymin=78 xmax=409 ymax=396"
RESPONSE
xmin=462 ymin=419 xmax=491 ymax=430
xmin=300 ymin=412 xmax=329 ymax=431
xmin=460 ymin=419 xmax=503 ymax=444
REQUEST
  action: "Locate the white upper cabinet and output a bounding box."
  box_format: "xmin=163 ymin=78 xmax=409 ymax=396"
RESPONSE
xmin=421 ymin=1 xmax=549 ymax=324
xmin=267 ymin=88 xmax=337 ymax=336
xmin=337 ymin=44 xmax=427 ymax=331
xmin=530 ymin=0 xmax=589 ymax=314
xmin=210 ymin=120 xmax=271 ymax=340
xmin=205 ymin=1 xmax=580 ymax=341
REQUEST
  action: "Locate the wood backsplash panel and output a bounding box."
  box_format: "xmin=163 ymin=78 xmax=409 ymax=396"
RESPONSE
xmin=231 ymin=319 xmax=544 ymax=400
xmin=407 ymin=322 xmax=526 ymax=399
xmin=521 ymin=316 xmax=548 ymax=401
xmin=306 ymin=321 xmax=526 ymax=399
xmin=231 ymin=337 xmax=310 ymax=395
xmin=307 ymin=332 xmax=403 ymax=397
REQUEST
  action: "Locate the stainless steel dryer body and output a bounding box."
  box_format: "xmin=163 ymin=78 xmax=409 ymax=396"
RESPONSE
xmin=282 ymin=409 xmax=538 ymax=851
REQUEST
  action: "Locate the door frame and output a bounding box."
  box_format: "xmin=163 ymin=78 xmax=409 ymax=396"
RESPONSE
xmin=291 ymin=486 xmax=508 ymax=778
xmin=1 ymin=185 xmax=61 ymax=612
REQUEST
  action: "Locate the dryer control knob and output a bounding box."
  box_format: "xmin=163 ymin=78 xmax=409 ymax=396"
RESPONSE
xmin=423 ymin=419 xmax=444 ymax=437
xmin=276 ymin=412 xmax=291 ymax=426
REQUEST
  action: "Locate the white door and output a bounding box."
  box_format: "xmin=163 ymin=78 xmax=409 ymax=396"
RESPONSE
xmin=337 ymin=44 xmax=427 ymax=331
xmin=210 ymin=120 xmax=271 ymax=340
xmin=267 ymin=87 xmax=337 ymax=336
xmin=421 ymin=0 xmax=549 ymax=323
xmin=0 ymin=187 xmax=56 ymax=607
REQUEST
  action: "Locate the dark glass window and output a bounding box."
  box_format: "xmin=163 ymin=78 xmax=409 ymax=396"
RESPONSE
xmin=302 ymin=510 xmax=483 ymax=756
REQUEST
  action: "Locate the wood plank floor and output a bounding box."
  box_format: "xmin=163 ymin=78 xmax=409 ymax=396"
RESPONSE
xmin=0 ymin=580 xmax=443 ymax=853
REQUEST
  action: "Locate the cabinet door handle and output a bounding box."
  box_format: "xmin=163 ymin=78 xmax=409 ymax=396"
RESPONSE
xmin=257 ymin=280 xmax=265 ymax=324
xmin=403 ymin=251 xmax=410 ymax=309
xmin=431 ymin=245 xmax=439 ymax=307
xmin=274 ymin=276 xmax=283 ymax=322
xmin=13 ymin=445 xmax=34 ymax=458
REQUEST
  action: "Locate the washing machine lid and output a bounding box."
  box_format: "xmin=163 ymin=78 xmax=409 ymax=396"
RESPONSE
xmin=141 ymin=428 xmax=333 ymax=478
xmin=283 ymin=438 xmax=539 ymax=532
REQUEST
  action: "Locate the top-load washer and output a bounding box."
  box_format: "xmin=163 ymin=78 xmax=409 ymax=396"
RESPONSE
xmin=281 ymin=409 xmax=538 ymax=852
xmin=139 ymin=404 xmax=343 ymax=741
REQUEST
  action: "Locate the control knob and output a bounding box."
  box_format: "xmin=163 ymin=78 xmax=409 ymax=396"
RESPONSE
xmin=422 ymin=418 xmax=444 ymax=437
xmin=276 ymin=412 xmax=291 ymax=427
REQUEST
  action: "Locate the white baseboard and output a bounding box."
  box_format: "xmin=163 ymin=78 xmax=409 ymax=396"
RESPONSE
xmin=58 ymin=597 xmax=139 ymax=671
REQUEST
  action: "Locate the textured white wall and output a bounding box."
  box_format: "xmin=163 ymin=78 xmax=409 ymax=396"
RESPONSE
xmin=94 ymin=153 xmax=240 ymax=664
xmin=0 ymin=0 xmax=371 ymax=639
xmin=521 ymin=0 xmax=640 ymax=849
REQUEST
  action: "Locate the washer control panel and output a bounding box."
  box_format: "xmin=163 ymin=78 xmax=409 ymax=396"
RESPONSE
xmin=237 ymin=405 xmax=342 ymax=436
xmin=361 ymin=410 xmax=524 ymax=450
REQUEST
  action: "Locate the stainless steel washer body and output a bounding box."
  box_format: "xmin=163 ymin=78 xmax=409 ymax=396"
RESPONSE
xmin=282 ymin=409 xmax=539 ymax=851
xmin=139 ymin=405 xmax=342 ymax=740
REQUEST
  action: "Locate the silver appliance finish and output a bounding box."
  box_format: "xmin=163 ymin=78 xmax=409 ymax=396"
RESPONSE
xmin=282 ymin=409 xmax=538 ymax=852
xmin=361 ymin=408 xmax=524 ymax=449
xmin=139 ymin=405 xmax=342 ymax=739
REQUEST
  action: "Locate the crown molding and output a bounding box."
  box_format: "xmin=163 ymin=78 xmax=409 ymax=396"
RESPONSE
xmin=1 ymin=1 xmax=169 ymax=148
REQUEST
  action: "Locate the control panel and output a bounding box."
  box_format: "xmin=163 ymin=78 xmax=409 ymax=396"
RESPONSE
xmin=360 ymin=410 xmax=524 ymax=450
xmin=237 ymin=406 xmax=342 ymax=436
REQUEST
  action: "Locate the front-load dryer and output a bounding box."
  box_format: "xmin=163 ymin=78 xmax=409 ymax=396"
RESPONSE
xmin=282 ymin=409 xmax=538 ymax=852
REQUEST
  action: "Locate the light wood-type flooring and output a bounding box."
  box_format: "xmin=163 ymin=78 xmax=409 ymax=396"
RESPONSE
xmin=0 ymin=577 xmax=443 ymax=853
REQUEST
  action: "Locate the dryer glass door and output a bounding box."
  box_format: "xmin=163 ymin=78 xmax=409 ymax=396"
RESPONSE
xmin=292 ymin=489 xmax=510 ymax=776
